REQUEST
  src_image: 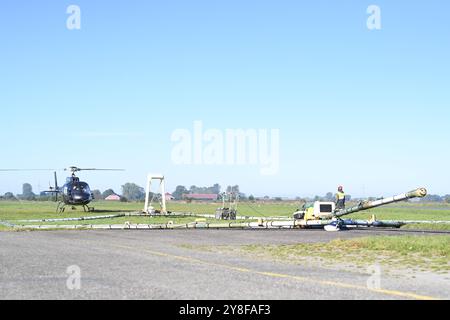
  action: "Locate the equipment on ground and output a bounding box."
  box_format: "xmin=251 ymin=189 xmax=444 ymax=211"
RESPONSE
xmin=143 ymin=174 xmax=167 ymax=214
xmin=215 ymin=189 xmax=239 ymax=220
xmin=292 ymin=188 xmax=428 ymax=231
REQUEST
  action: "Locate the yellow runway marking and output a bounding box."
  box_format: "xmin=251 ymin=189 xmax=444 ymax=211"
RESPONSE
xmin=115 ymin=245 xmax=440 ymax=300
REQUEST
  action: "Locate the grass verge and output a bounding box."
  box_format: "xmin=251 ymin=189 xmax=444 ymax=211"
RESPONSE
xmin=221 ymin=235 xmax=450 ymax=274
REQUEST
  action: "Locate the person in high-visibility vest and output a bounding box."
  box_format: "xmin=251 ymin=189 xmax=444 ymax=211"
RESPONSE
xmin=336 ymin=186 xmax=346 ymax=210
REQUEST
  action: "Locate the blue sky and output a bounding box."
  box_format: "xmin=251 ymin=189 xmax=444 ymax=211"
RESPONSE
xmin=0 ymin=0 xmax=449 ymax=197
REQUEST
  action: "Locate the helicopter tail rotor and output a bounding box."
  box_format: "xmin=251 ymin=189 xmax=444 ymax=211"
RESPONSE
xmin=53 ymin=171 xmax=59 ymax=202
xmin=46 ymin=172 xmax=60 ymax=202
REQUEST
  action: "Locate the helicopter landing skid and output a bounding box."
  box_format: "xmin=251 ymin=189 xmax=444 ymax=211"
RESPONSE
xmin=56 ymin=202 xmax=95 ymax=213
xmin=56 ymin=202 xmax=66 ymax=213
xmin=83 ymin=205 xmax=95 ymax=213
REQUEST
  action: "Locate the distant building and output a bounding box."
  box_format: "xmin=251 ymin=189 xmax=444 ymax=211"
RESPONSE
xmin=105 ymin=194 xmax=121 ymax=201
xmin=165 ymin=193 xmax=174 ymax=201
xmin=183 ymin=193 xmax=218 ymax=201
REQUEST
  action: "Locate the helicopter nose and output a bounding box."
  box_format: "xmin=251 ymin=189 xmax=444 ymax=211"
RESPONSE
xmin=72 ymin=192 xmax=85 ymax=201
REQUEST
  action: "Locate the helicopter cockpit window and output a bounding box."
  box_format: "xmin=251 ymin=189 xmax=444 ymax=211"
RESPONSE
xmin=73 ymin=183 xmax=91 ymax=193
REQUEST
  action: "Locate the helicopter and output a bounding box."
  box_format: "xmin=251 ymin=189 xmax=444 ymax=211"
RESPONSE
xmin=0 ymin=166 xmax=124 ymax=213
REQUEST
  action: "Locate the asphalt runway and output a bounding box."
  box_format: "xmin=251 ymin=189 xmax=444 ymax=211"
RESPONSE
xmin=0 ymin=229 xmax=448 ymax=300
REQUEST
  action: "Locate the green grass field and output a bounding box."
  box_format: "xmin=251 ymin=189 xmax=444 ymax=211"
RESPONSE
xmin=1 ymin=200 xmax=450 ymax=231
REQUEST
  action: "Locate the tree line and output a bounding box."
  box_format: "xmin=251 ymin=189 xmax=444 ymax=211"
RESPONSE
xmin=0 ymin=182 xmax=246 ymax=202
xmin=1 ymin=183 xmax=449 ymax=204
xmin=172 ymin=184 xmax=244 ymax=200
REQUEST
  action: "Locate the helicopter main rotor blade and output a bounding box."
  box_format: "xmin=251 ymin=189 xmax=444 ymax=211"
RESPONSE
xmin=64 ymin=168 xmax=125 ymax=172
xmin=0 ymin=169 xmax=56 ymax=171
xmin=1 ymin=168 xmax=125 ymax=172
xmin=80 ymin=169 xmax=124 ymax=171
xmin=84 ymin=169 xmax=125 ymax=171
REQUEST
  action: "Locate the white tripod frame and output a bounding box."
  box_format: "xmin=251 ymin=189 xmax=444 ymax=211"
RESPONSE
xmin=143 ymin=174 xmax=167 ymax=214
